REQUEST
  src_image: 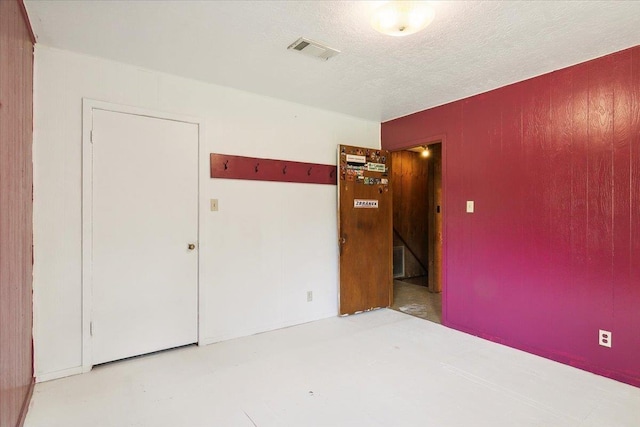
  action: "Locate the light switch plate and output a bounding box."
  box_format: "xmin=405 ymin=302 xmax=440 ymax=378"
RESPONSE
xmin=210 ymin=199 xmax=218 ymax=212
xmin=466 ymin=201 xmax=474 ymax=213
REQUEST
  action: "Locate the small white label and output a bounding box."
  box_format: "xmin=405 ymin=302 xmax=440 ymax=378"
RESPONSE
xmin=346 ymin=154 xmax=366 ymax=164
xmin=466 ymin=201 xmax=474 ymax=213
xmin=367 ymin=162 xmax=386 ymax=172
xmin=354 ymin=199 xmax=378 ymax=208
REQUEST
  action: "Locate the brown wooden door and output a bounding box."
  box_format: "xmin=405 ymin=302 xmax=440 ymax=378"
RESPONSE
xmin=338 ymin=144 xmax=393 ymax=315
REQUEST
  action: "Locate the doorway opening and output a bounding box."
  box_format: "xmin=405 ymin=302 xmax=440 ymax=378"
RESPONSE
xmin=390 ymin=142 xmax=442 ymax=323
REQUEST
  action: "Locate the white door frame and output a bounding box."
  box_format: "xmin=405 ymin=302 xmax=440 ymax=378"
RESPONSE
xmin=81 ymin=99 xmax=204 ymax=372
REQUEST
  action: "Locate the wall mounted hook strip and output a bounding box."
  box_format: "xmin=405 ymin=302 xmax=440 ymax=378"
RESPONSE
xmin=210 ymin=153 xmax=336 ymax=185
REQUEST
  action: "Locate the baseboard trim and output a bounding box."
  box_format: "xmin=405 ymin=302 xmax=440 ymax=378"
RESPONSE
xmin=200 ymin=311 xmax=339 ymax=346
xmin=17 ymin=377 xmax=35 ymax=427
xmin=36 ymin=366 xmax=84 ymax=383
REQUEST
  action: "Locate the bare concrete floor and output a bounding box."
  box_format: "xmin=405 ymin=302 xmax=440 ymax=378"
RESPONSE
xmin=391 ymin=278 xmax=442 ymax=324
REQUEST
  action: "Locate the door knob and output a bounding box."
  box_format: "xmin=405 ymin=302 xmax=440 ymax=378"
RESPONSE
xmin=188 ymin=243 xmax=196 ymax=250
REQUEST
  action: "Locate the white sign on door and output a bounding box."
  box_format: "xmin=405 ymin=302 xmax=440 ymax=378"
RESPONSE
xmin=346 ymin=154 xmax=366 ymax=164
xmin=354 ymin=199 xmax=379 ymax=208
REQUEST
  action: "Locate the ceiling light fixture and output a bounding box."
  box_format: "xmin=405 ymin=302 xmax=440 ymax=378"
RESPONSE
xmin=371 ymin=1 xmax=435 ymax=37
xmin=421 ymin=146 xmax=430 ymax=158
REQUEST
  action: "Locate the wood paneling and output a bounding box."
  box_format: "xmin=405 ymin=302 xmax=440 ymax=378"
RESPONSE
xmin=381 ymin=46 xmax=640 ymax=387
xmin=0 ymin=1 xmax=35 ymax=426
xmin=391 ymin=150 xmax=428 ymax=277
xmin=427 ymin=144 xmax=442 ymax=293
xmin=626 ymin=43 xmax=640 ymax=381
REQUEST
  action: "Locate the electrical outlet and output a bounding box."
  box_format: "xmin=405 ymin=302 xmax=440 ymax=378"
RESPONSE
xmin=466 ymin=200 xmax=474 ymax=213
xmin=307 ymin=291 xmax=313 ymax=302
xmin=599 ymin=329 xmax=612 ymax=348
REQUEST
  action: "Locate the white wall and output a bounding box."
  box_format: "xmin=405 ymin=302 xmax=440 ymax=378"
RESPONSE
xmin=33 ymin=46 xmax=380 ymax=381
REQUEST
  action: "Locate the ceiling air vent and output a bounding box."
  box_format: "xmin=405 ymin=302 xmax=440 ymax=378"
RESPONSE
xmin=287 ymin=37 xmax=340 ymax=61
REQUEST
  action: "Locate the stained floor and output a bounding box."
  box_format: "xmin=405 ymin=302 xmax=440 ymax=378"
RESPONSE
xmin=25 ymin=309 xmax=640 ymax=427
xmin=391 ymin=278 xmax=442 ymax=323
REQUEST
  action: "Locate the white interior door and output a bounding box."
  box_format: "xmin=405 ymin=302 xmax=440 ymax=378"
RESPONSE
xmin=91 ymin=109 xmax=198 ymax=365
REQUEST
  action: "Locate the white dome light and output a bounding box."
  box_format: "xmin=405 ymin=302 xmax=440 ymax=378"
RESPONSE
xmin=371 ymin=1 xmax=435 ymax=37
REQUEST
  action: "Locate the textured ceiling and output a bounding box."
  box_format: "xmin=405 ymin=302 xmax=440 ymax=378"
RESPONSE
xmin=24 ymin=1 xmax=640 ymax=122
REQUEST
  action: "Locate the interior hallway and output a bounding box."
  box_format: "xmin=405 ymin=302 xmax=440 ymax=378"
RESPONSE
xmin=25 ymin=309 xmax=640 ymax=427
xmin=391 ymin=278 xmax=442 ymax=324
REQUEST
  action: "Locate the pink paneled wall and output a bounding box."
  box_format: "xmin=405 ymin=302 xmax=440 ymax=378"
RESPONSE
xmin=0 ymin=1 xmax=35 ymax=425
xmin=382 ymin=46 xmax=640 ymax=387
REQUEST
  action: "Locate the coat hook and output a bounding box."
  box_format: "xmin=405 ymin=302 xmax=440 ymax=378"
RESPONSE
xmin=283 ymin=165 xmax=287 ymax=175
xmin=329 ymin=169 xmax=335 ymax=178
xmin=223 ymin=160 xmax=229 ymax=170
xmin=255 ymin=163 xmax=260 ymax=173
xmin=307 ymin=167 xmax=313 ymax=176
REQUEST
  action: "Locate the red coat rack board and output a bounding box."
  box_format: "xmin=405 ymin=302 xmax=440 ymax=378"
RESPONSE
xmin=210 ymin=153 xmax=337 ymax=185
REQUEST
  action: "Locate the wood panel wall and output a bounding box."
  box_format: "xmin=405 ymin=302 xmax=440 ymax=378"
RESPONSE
xmin=391 ymin=151 xmax=429 ymax=278
xmin=382 ymin=45 xmax=640 ymax=387
xmin=427 ymin=144 xmax=442 ymax=293
xmin=0 ymin=1 xmax=35 ymax=426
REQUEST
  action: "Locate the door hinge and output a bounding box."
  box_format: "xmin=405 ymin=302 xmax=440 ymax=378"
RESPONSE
xmin=90 ymin=321 xmax=93 ymax=336
xmin=90 ymin=130 xmax=94 ymax=144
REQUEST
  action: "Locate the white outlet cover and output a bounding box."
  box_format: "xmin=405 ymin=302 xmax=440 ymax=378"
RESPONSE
xmin=599 ymin=329 xmax=612 ymax=348
xmin=466 ymin=201 xmax=474 ymax=213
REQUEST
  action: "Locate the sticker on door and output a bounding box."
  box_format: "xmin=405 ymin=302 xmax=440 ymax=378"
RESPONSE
xmin=354 ymin=199 xmax=378 ymax=208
